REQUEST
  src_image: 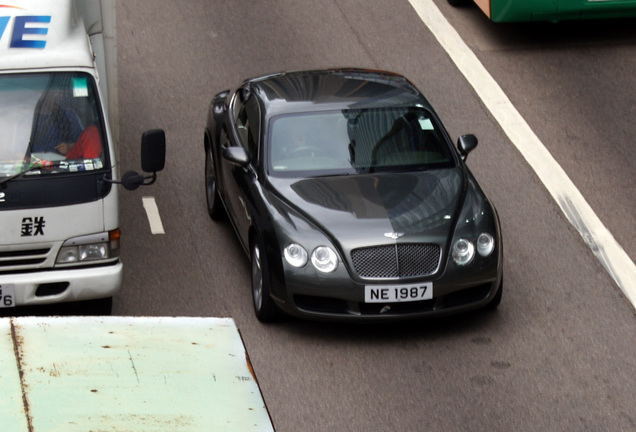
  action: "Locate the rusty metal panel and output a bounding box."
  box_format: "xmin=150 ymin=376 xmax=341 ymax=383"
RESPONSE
xmin=0 ymin=319 xmax=29 ymax=431
xmin=9 ymin=316 xmax=273 ymax=432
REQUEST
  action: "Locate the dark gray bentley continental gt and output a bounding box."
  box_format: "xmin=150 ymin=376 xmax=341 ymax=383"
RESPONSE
xmin=204 ymin=69 xmax=503 ymax=322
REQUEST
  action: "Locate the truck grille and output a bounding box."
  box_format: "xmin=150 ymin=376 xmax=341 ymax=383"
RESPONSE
xmin=0 ymin=248 xmax=50 ymax=268
xmin=351 ymin=244 xmax=440 ymax=279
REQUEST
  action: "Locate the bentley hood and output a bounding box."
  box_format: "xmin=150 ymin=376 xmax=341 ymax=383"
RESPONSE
xmin=267 ymin=168 xmax=465 ymax=246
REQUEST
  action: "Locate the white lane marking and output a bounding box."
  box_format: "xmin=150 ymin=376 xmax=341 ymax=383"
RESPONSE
xmin=142 ymin=196 xmax=165 ymax=235
xmin=409 ymin=0 xmax=636 ymax=306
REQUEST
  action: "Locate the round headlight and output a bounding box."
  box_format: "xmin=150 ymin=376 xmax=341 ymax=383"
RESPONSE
xmin=452 ymin=238 xmax=474 ymax=266
xmin=56 ymin=246 xmax=79 ymax=264
xmin=284 ymin=243 xmax=308 ymax=267
xmin=477 ymin=233 xmax=495 ymax=257
xmin=311 ymin=246 xmax=338 ymax=273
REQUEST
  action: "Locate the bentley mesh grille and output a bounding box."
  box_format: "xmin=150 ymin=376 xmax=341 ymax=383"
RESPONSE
xmin=351 ymin=243 xmax=440 ymax=279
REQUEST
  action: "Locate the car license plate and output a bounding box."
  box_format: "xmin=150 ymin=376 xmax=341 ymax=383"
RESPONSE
xmin=0 ymin=284 xmax=15 ymax=308
xmin=365 ymin=282 xmax=433 ymax=303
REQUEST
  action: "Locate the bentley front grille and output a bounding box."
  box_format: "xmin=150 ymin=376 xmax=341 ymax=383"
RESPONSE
xmin=350 ymin=243 xmax=440 ymax=279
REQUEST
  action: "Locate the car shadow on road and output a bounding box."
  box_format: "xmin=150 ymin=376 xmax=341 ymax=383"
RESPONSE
xmin=261 ymin=306 xmax=506 ymax=345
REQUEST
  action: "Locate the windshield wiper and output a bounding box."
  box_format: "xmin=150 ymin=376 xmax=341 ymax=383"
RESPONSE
xmin=0 ymin=162 xmax=65 ymax=186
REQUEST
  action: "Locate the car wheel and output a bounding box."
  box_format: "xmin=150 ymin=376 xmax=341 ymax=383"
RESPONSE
xmin=485 ymin=278 xmax=503 ymax=310
xmin=251 ymin=238 xmax=280 ymax=322
xmin=205 ymin=147 xmax=225 ymax=219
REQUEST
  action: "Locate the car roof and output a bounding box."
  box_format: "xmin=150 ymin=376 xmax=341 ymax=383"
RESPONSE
xmin=244 ymin=69 xmax=432 ymax=118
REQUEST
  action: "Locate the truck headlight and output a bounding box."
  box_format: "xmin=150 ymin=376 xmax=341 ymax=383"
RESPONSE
xmin=56 ymin=229 xmax=120 ymax=265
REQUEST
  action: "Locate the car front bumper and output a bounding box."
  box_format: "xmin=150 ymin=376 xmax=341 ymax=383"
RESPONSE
xmin=271 ymin=258 xmax=503 ymax=322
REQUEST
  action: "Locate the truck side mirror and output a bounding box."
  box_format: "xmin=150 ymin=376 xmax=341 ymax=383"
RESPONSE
xmin=120 ymin=171 xmax=145 ymax=191
xmin=119 ymin=129 xmax=166 ymax=191
xmin=141 ymin=129 xmax=166 ymax=173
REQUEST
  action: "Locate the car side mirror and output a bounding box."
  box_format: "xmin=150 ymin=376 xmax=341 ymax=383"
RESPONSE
xmin=222 ymin=146 xmax=249 ymax=167
xmin=120 ymin=129 xmax=166 ymax=191
xmin=457 ymin=134 xmax=478 ymax=160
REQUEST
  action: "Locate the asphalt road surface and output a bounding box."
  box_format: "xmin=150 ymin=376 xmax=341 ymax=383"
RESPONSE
xmin=59 ymin=1 xmax=636 ymax=431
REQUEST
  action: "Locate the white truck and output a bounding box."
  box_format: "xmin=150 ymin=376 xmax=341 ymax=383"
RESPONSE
xmin=0 ymin=0 xmax=165 ymax=313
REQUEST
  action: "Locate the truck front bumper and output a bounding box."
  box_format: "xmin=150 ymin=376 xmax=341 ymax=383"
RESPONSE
xmin=0 ymin=261 xmax=122 ymax=307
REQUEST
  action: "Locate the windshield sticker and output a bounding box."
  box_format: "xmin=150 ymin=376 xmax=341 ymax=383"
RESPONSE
xmin=418 ymin=118 xmax=433 ymax=130
xmin=72 ymin=77 xmax=89 ymax=97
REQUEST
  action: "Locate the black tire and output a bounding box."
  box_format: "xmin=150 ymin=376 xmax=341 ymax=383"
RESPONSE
xmin=205 ymin=147 xmax=225 ymax=220
xmin=485 ymin=278 xmax=503 ymax=310
xmin=251 ymin=237 xmax=280 ymax=322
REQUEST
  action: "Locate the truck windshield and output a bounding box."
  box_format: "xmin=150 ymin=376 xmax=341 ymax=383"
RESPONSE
xmin=0 ymin=73 xmax=107 ymax=179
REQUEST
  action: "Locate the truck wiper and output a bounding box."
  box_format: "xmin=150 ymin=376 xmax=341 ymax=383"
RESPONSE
xmin=0 ymin=162 xmax=64 ymax=186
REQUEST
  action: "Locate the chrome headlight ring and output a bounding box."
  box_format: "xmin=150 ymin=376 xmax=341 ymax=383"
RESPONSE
xmin=452 ymin=232 xmax=495 ymax=266
xmin=284 ymin=243 xmax=308 ymax=268
xmin=284 ymin=243 xmax=339 ymax=273
xmin=310 ymin=246 xmax=339 ymax=273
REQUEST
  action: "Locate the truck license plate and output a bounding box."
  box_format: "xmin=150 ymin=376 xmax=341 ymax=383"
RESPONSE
xmin=0 ymin=285 xmax=15 ymax=308
xmin=365 ymin=282 xmax=433 ymax=303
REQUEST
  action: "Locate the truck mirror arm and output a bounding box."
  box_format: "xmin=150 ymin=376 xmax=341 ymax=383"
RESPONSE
xmin=142 ymin=172 xmax=158 ymax=187
xmin=103 ymin=170 xmax=158 ymax=191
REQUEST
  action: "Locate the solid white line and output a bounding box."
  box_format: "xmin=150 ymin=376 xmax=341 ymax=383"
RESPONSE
xmin=408 ymin=0 xmax=636 ymax=306
xmin=142 ymin=196 xmax=165 ymax=235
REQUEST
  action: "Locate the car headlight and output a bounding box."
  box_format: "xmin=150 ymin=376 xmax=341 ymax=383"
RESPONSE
xmin=311 ymin=246 xmax=338 ymax=273
xmin=284 ymin=243 xmax=308 ymax=267
xmin=56 ymin=229 xmax=120 ymax=265
xmin=452 ymin=238 xmax=474 ymax=266
xmin=477 ymin=233 xmax=495 ymax=257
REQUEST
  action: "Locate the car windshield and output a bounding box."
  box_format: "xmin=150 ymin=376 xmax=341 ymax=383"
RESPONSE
xmin=0 ymin=73 xmax=107 ymax=179
xmin=267 ymin=107 xmax=455 ymax=177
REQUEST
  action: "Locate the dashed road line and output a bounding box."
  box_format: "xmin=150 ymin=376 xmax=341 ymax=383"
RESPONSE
xmin=142 ymin=196 xmax=165 ymax=235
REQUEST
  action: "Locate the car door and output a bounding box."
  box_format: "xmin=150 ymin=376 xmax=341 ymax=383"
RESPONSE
xmin=221 ymin=89 xmax=260 ymax=252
